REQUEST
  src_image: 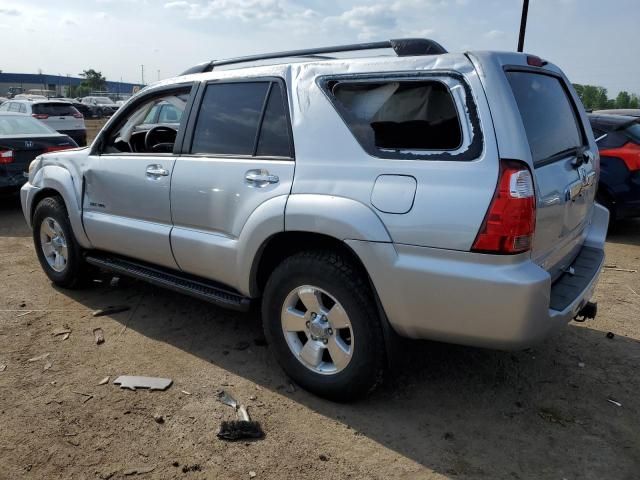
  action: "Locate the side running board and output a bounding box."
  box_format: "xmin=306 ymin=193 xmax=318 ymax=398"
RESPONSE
xmin=85 ymin=254 xmax=251 ymax=312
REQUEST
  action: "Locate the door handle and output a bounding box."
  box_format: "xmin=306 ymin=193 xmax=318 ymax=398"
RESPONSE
xmin=245 ymin=169 xmax=279 ymax=187
xmin=146 ymin=164 xmax=169 ymax=177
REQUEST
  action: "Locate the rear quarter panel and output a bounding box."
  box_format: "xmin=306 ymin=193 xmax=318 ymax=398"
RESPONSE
xmin=288 ymin=55 xmax=499 ymax=250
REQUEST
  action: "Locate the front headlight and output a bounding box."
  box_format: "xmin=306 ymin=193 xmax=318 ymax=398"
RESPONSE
xmin=28 ymin=158 xmax=42 ymax=180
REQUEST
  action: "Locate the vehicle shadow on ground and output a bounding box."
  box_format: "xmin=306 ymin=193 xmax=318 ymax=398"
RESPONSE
xmin=606 ymin=218 xmax=640 ymax=247
xmin=0 ymin=194 xmax=30 ymax=238
xmin=58 ymin=278 xmax=640 ymax=479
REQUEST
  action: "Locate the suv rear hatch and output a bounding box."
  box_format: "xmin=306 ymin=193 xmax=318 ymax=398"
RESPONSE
xmin=32 ymin=102 xmax=84 ymax=132
xmin=505 ymin=66 xmax=597 ymax=280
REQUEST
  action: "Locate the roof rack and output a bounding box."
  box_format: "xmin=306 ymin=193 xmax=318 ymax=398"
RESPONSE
xmin=180 ymin=38 xmax=447 ymax=76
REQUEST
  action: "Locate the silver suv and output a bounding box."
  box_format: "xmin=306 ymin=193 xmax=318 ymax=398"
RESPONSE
xmin=20 ymin=39 xmax=608 ymax=400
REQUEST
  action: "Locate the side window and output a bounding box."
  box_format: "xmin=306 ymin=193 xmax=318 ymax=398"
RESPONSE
xmin=256 ymin=85 xmax=291 ymax=157
xmin=191 ymin=82 xmax=268 ymax=156
xmin=9 ymin=103 xmax=20 ymax=112
xmin=141 ymin=104 xmax=159 ymax=124
xmin=19 ymin=104 xmax=27 ymax=114
xmin=191 ymin=80 xmax=292 ymax=158
xmin=324 ymin=79 xmax=465 ymax=157
xmin=0 ymin=103 xmax=8 ymax=111
xmin=101 ymin=88 xmax=191 ymax=154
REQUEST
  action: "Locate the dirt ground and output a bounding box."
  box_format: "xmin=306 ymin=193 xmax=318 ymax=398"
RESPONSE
xmin=0 ymin=195 xmax=639 ymax=480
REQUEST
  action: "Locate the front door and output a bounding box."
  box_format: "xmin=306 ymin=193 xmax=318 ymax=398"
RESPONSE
xmin=83 ymin=85 xmax=195 ymax=268
xmin=170 ymin=79 xmax=295 ymax=289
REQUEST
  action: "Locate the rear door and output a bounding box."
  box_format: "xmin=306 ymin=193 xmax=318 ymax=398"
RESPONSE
xmin=170 ymin=79 xmax=294 ymax=288
xmin=32 ymin=102 xmax=84 ymax=132
xmin=505 ymin=69 xmax=597 ymax=278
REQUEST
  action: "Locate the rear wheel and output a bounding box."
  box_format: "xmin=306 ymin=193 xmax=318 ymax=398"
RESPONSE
xmin=262 ymin=251 xmax=385 ymax=401
xmin=33 ymin=196 xmax=88 ymax=288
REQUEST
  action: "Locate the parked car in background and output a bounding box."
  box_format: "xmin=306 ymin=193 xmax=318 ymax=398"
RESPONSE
xmin=0 ymin=99 xmax=87 ymax=146
xmin=0 ymin=97 xmax=8 ymax=104
xmin=0 ymin=112 xmax=76 ymax=193
xmin=588 ymin=113 xmax=640 ymax=225
xmin=68 ymin=101 xmax=96 ymax=119
xmin=20 ymin=39 xmax=607 ymax=400
xmin=594 ymin=109 xmax=640 ymax=118
xmin=80 ymin=96 xmax=119 ymax=117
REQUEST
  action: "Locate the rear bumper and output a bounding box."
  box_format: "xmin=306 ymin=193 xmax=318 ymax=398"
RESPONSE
xmin=348 ymin=203 xmax=609 ymax=350
xmin=0 ymin=171 xmax=27 ymax=191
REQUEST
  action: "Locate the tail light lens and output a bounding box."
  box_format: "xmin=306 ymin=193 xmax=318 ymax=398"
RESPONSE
xmin=472 ymin=160 xmax=536 ymax=254
xmin=32 ymin=114 xmax=49 ymax=120
xmin=600 ymin=142 xmax=640 ymax=172
xmin=44 ymin=145 xmax=73 ymax=153
xmin=71 ymin=107 xmax=83 ymax=119
xmin=0 ymin=149 xmax=14 ymax=164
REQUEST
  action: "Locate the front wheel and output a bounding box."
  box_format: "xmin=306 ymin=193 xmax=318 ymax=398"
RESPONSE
xmin=262 ymin=251 xmax=386 ymax=401
xmin=32 ymin=196 xmax=88 ymax=288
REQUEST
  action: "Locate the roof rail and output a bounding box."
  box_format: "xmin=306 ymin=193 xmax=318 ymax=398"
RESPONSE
xmin=179 ymin=38 xmax=447 ymax=76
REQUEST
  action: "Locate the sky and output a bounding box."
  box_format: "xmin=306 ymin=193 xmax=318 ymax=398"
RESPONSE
xmin=0 ymin=0 xmax=638 ymax=96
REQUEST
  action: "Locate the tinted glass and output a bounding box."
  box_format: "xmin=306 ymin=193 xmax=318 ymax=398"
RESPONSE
xmin=625 ymin=123 xmax=640 ymax=143
xmin=32 ymin=103 xmax=78 ymax=116
xmin=8 ymin=103 xmax=21 ymax=112
xmin=192 ymin=82 xmax=268 ymax=155
xmin=0 ymin=115 xmax=55 ymax=135
xmin=507 ymin=72 xmax=583 ymax=164
xmin=332 ymin=80 xmax=462 ymax=151
xmin=256 ymin=85 xmax=290 ymax=157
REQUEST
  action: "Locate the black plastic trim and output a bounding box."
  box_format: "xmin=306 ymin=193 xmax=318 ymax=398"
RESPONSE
xmin=85 ymin=253 xmax=251 ymax=311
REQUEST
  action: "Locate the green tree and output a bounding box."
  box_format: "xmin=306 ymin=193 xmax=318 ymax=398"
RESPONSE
xmin=615 ymin=91 xmax=631 ymax=109
xmin=630 ymin=95 xmax=640 ymax=109
xmin=79 ymin=69 xmax=107 ymax=92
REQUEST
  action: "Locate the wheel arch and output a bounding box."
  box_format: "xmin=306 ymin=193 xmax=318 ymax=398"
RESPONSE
xmin=29 ymin=165 xmax=91 ymax=248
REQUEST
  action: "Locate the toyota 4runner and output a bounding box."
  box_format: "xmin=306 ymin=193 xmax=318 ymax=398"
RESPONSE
xmin=21 ymin=39 xmax=608 ymax=400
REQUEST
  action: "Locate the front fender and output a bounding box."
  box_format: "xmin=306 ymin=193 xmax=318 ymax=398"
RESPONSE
xmin=31 ymin=164 xmax=92 ymax=248
xmin=285 ymin=194 xmax=392 ymax=242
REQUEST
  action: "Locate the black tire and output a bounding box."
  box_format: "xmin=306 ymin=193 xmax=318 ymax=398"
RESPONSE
xmin=32 ymin=196 xmax=88 ymax=289
xmin=262 ymin=251 xmax=386 ymax=401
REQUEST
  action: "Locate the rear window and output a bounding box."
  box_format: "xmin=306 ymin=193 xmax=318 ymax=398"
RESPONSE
xmin=0 ymin=115 xmax=55 ymax=135
xmin=507 ymin=72 xmax=583 ymax=164
xmin=32 ymin=103 xmax=78 ymax=116
xmin=330 ymin=80 xmax=462 ymax=152
xmin=625 ymin=123 xmax=640 ymax=143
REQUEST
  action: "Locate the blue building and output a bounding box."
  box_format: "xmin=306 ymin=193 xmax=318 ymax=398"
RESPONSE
xmin=0 ymin=72 xmax=143 ymax=97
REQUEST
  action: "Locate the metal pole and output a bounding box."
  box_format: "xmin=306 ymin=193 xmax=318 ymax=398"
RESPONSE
xmin=141 ymin=64 xmax=145 ymax=85
xmin=517 ymin=0 xmax=530 ymax=52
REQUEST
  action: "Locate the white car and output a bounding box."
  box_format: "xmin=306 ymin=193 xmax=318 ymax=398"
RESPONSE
xmin=0 ymin=99 xmax=87 ymax=146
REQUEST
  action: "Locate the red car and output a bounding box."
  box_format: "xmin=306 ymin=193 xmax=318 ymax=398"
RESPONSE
xmin=588 ymin=114 xmax=640 ymax=225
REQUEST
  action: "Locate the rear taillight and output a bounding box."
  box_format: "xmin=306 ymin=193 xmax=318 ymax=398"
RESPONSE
xmin=44 ymin=145 xmax=73 ymax=153
xmin=71 ymin=107 xmax=83 ymax=119
xmin=600 ymin=142 xmax=640 ymax=172
xmin=472 ymin=160 xmax=536 ymax=254
xmin=32 ymin=114 xmax=49 ymax=120
xmin=0 ymin=149 xmax=14 ymax=164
